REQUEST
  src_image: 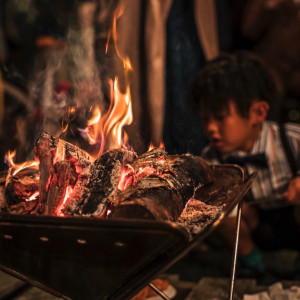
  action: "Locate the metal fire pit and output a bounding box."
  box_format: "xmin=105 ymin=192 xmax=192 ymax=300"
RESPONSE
xmin=0 ymin=165 xmax=255 ymax=300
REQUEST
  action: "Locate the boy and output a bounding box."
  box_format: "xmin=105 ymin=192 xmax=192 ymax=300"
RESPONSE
xmin=190 ymin=51 xmax=300 ymax=278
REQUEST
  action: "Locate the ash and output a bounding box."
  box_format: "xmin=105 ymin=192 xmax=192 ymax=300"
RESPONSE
xmin=177 ymin=199 xmax=223 ymax=239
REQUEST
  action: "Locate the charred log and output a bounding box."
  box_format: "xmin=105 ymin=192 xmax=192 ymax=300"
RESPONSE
xmin=63 ymin=148 xmax=136 ymax=217
xmin=34 ymin=132 xmax=95 ymax=214
xmin=35 ymin=133 xmax=54 ymax=213
xmin=109 ymin=154 xmax=214 ymax=221
xmin=4 ymin=168 xmax=39 ymax=213
xmin=35 ymin=132 xmax=95 ymax=168
xmin=109 ymin=184 xmax=183 ymax=221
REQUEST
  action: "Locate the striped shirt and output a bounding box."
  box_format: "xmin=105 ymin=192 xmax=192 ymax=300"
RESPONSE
xmin=201 ymin=121 xmax=300 ymax=210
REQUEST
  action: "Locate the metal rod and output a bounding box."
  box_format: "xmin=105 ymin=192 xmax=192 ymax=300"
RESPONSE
xmin=148 ymin=282 xmax=171 ymax=300
xmin=228 ymin=198 xmax=244 ymax=300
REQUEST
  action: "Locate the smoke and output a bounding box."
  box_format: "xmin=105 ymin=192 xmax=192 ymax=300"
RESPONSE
xmin=28 ymin=1 xmax=109 ymax=144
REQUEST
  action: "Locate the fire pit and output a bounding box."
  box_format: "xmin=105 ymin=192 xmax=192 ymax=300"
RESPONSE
xmin=0 ymin=149 xmax=255 ymax=299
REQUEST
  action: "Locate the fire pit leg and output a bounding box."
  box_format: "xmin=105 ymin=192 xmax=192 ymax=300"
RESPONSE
xmin=228 ymin=197 xmax=244 ymax=300
xmin=148 ymin=282 xmax=171 ymax=300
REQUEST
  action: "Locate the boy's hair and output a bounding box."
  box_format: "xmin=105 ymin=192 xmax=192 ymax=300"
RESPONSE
xmin=189 ymin=51 xmax=279 ymax=118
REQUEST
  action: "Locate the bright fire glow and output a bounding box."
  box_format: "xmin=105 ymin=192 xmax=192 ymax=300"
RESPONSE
xmin=27 ymin=191 xmax=39 ymax=201
xmin=148 ymin=143 xmax=155 ymax=151
xmin=56 ymin=185 xmax=73 ymax=216
xmin=159 ymin=141 xmax=165 ymax=149
xmin=5 ymin=150 xmax=39 ymax=176
xmin=53 ymin=139 xmax=66 ymax=163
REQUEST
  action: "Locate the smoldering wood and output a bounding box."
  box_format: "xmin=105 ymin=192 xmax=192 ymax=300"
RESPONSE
xmin=5 ymin=168 xmax=39 ymax=210
xmin=0 ymin=169 xmax=38 ymax=214
xmin=177 ymin=166 xmax=256 ymax=239
xmin=35 ymin=134 xmax=54 ymax=214
xmin=45 ymin=161 xmax=71 ymax=216
xmin=34 ymin=132 xmax=95 ymax=214
xmin=109 ymin=184 xmax=183 ymax=221
xmin=131 ymin=148 xmax=167 ymax=169
xmin=36 ymin=132 xmax=95 ymax=168
xmin=109 ymin=154 xmax=215 ymax=221
xmin=61 ymin=166 xmax=91 ymax=215
xmin=63 ymin=148 xmax=136 ymax=217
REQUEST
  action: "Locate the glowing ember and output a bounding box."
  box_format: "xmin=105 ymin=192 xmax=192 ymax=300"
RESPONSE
xmin=56 ymin=186 xmax=73 ymax=217
xmin=27 ymin=191 xmax=39 ymax=202
xmin=118 ymin=164 xmax=134 ymax=191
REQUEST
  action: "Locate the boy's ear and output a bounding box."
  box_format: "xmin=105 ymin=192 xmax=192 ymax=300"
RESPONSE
xmin=249 ymin=100 xmax=270 ymax=124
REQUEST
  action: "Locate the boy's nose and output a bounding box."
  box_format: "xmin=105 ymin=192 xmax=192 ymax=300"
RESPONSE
xmin=205 ymin=117 xmax=218 ymax=134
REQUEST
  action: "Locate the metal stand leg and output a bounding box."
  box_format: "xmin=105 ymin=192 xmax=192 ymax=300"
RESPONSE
xmin=228 ymin=198 xmax=244 ymax=300
xmin=148 ymin=282 xmax=171 ymax=300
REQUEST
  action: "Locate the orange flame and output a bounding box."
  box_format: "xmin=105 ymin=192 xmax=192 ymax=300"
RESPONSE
xmin=106 ymin=4 xmax=124 ymax=57
xmin=159 ymin=141 xmax=165 ymax=149
xmin=83 ymin=3 xmax=133 ymax=157
xmin=83 ymin=75 xmax=133 ymax=156
xmin=5 ymin=150 xmax=39 ymax=176
xmin=148 ymin=141 xmax=165 ymax=151
xmin=148 ymin=143 xmax=155 ymax=151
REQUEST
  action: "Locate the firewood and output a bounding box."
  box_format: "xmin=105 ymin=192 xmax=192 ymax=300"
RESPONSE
xmin=34 ymin=132 xmax=95 ymax=214
xmin=110 ymin=184 xmax=183 ymax=221
xmin=46 ymin=160 xmax=71 ymax=216
xmin=3 ymin=168 xmax=39 ymax=215
xmin=34 ymin=133 xmax=54 ymax=214
xmin=63 ymin=148 xmax=136 ymax=217
xmin=36 ymin=132 xmax=95 ymax=168
xmin=109 ymin=153 xmax=215 ymax=221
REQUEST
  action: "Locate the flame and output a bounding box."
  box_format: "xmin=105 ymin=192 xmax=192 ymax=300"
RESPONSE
xmin=148 ymin=141 xmax=165 ymax=152
xmin=5 ymin=150 xmax=39 ymax=176
xmin=83 ymin=76 xmax=133 ymax=156
xmin=106 ymin=4 xmax=125 ymax=57
xmin=148 ymin=143 xmax=155 ymax=151
xmin=87 ymin=106 xmax=101 ymax=126
xmin=159 ymin=141 xmax=165 ymax=149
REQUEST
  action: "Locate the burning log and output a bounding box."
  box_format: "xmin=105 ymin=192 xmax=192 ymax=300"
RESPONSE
xmin=35 ymin=133 xmax=54 ymax=213
xmin=46 ymin=161 xmax=71 ymax=215
xmin=63 ymin=148 xmax=136 ymax=217
xmin=4 ymin=168 xmax=39 ymax=214
xmin=110 ymin=153 xmax=214 ymax=221
xmin=33 ymin=132 xmax=95 ymax=214
xmin=1 ymin=130 xmax=256 ymax=240
xmin=1 ymin=133 xmax=216 ymax=223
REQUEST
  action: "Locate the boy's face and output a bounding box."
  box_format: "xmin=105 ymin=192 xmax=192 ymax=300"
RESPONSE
xmin=200 ymin=100 xmax=264 ymax=153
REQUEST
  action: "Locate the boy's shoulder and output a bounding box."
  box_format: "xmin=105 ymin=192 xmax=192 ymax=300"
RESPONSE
xmin=283 ymin=122 xmax=300 ymax=137
xmin=264 ymin=120 xmax=300 ymax=138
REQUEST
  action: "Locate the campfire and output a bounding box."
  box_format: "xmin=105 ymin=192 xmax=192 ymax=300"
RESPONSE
xmin=0 ymin=129 xmax=256 ymax=243
xmin=0 ymin=130 xmax=226 ymax=236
